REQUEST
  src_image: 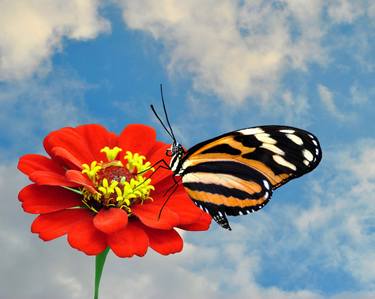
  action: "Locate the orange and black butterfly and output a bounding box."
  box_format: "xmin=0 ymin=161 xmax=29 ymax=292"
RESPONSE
xmin=151 ymin=86 xmax=322 ymax=230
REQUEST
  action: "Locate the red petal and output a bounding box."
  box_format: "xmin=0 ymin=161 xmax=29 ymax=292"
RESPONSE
xmin=29 ymin=170 xmax=79 ymax=187
xmin=163 ymin=193 xmax=203 ymax=225
xmin=179 ymin=213 xmax=212 ymax=231
xmin=132 ymin=203 xmax=179 ymax=230
xmin=67 ymin=216 xmax=107 ymax=255
xmin=31 ymin=209 xmax=91 ymax=241
xmin=65 ymin=170 xmax=97 ymax=193
xmin=144 ymin=142 xmax=174 ymax=187
xmin=93 ymin=208 xmax=128 ymax=234
xmin=19 ymin=184 xmax=81 ymax=214
xmin=149 ymin=141 xmax=169 ymax=154
xmin=18 ymin=154 xmax=65 ymax=176
xmin=108 ymin=221 xmax=149 ymax=257
xmin=118 ymin=124 xmax=157 ymax=157
xmin=51 ymin=147 xmax=83 ymax=169
xmin=43 ymin=127 xmax=95 ymax=165
xmin=152 ymin=175 xmax=184 ymax=196
xmin=143 ymin=226 xmax=183 ymax=255
xmin=150 ymin=182 xmax=186 ymax=208
xmin=147 ymin=142 xmax=171 ymax=166
xmin=149 ymin=167 xmax=174 ymax=187
xmin=76 ymin=124 xmax=118 ymax=161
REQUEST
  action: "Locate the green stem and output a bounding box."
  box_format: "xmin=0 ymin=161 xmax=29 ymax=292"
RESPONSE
xmin=94 ymin=247 xmax=110 ymax=299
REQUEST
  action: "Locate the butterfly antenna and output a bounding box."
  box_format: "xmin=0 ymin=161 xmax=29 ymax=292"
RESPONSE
xmin=160 ymin=84 xmax=176 ymax=142
xmin=150 ymin=104 xmax=175 ymax=140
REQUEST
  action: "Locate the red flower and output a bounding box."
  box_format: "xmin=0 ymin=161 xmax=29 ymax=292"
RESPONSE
xmin=18 ymin=124 xmax=211 ymax=257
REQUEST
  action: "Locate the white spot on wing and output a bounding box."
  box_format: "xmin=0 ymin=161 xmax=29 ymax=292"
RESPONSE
xmin=263 ymin=179 xmax=270 ymax=190
xmin=218 ymin=211 xmax=223 ymax=217
xmin=264 ymin=191 xmax=269 ymax=198
xmin=312 ymin=139 xmax=318 ymax=146
xmin=261 ymin=143 xmax=285 ymax=155
xmin=303 ymin=160 xmax=310 ymax=166
xmin=280 ymin=129 xmax=295 ymax=133
xmin=273 ymin=155 xmax=297 ymax=171
xmin=303 ymin=149 xmax=314 ymax=162
xmin=238 ymin=211 xmax=243 ymax=215
xmin=286 ymin=134 xmax=303 ymax=145
xmin=256 ymin=133 xmax=277 ymax=144
xmin=238 ymin=127 xmax=264 ymax=135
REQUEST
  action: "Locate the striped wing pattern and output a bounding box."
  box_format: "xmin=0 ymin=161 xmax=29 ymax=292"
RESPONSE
xmin=180 ymin=126 xmax=322 ymax=230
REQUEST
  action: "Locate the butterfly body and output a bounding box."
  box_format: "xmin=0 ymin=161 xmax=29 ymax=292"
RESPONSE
xmin=167 ymin=125 xmax=322 ymax=230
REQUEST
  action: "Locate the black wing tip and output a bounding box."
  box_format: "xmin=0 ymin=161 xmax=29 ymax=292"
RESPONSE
xmin=212 ymin=213 xmax=232 ymax=230
xmin=219 ymin=222 xmax=232 ymax=231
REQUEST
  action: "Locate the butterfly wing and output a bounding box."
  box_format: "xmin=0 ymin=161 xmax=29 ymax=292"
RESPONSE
xmin=180 ymin=125 xmax=322 ymax=230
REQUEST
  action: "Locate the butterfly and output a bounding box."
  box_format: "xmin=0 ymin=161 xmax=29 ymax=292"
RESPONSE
xmin=151 ymin=86 xmax=322 ymax=230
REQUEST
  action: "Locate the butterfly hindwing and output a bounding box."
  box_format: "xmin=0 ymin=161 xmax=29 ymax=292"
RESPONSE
xmin=179 ymin=125 xmax=322 ymax=229
xmin=182 ymin=160 xmax=272 ymax=230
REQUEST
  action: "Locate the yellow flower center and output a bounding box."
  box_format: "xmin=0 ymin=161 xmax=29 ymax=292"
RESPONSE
xmin=80 ymin=146 xmax=155 ymax=213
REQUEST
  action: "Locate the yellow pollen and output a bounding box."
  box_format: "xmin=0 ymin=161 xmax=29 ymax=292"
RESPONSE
xmin=80 ymin=147 xmax=155 ymax=213
xmin=115 ymin=186 xmax=131 ymax=206
xmin=98 ymin=178 xmax=118 ymax=198
xmin=125 ymin=151 xmax=154 ymax=173
xmin=81 ymin=161 xmax=102 ymax=180
xmin=101 ymin=146 xmax=122 ymax=161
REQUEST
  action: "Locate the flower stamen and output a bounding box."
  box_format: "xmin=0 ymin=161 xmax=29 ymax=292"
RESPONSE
xmin=101 ymin=146 xmax=122 ymax=161
xmin=82 ymin=161 xmax=102 ymax=181
xmin=125 ymin=151 xmax=154 ymax=174
xmin=79 ymin=146 xmax=155 ymax=214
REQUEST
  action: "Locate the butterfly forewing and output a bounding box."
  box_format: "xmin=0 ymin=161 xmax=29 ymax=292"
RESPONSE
xmin=180 ymin=126 xmax=322 ymax=230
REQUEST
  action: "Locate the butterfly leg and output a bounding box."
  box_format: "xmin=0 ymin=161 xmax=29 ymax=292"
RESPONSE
xmin=141 ymin=159 xmax=181 ymax=187
xmin=157 ymin=182 xmax=180 ymax=220
xmin=136 ymin=159 xmax=182 ymax=219
xmin=138 ymin=159 xmax=173 ymax=179
xmin=133 ymin=160 xmax=179 ymax=198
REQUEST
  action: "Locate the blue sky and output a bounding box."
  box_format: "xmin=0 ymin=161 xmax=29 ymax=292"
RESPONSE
xmin=0 ymin=1 xmax=374 ymax=298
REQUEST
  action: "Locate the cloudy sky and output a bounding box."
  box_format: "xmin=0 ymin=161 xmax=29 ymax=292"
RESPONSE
xmin=1 ymin=1 xmax=374 ymax=298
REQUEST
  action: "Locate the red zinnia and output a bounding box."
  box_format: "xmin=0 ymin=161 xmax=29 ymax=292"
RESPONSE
xmin=18 ymin=124 xmax=211 ymax=257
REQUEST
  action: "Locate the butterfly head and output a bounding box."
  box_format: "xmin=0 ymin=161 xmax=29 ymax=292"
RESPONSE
xmin=167 ymin=142 xmax=185 ymax=173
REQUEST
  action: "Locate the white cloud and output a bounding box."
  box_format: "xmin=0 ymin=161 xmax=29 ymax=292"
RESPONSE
xmin=0 ymin=0 xmax=110 ymax=81
xmin=112 ymin=0 xmax=375 ymax=133
xmin=279 ymin=90 xmax=311 ymax=124
xmin=0 ymin=70 xmax=90 ymax=160
xmin=117 ymin=0 xmax=328 ymax=105
xmin=350 ymin=83 xmax=370 ymax=104
xmin=317 ymin=84 xmax=348 ymax=120
xmin=327 ymin=0 xmax=366 ymax=24
xmin=294 ymin=139 xmax=375 ymax=286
